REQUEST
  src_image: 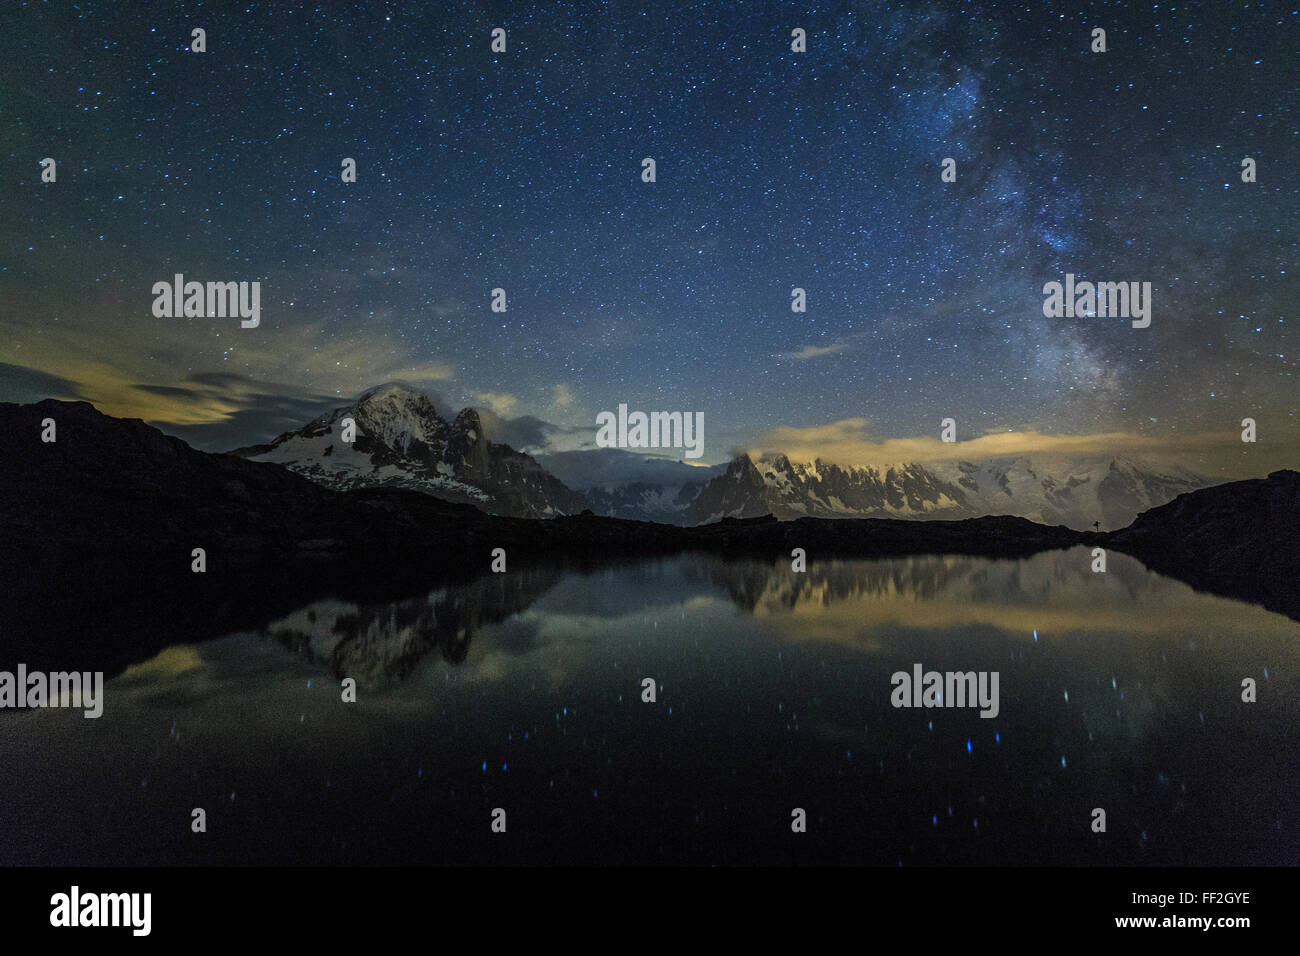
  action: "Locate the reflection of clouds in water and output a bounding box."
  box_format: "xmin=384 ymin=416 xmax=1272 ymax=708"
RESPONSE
xmin=118 ymin=645 xmax=205 ymax=680
xmin=107 ymin=633 xmax=307 ymax=711
xmin=3 ymin=547 xmax=1293 ymax=868
xmin=747 ymin=549 xmax=1297 ymax=652
xmin=474 ymin=596 xmax=735 ymax=690
xmin=4 ymin=553 xmax=1292 ymax=872
xmin=254 ymin=566 xmax=569 ymax=689
xmin=538 ymin=565 xmax=722 ymax=617
xmin=102 ymin=552 xmax=1299 ymax=710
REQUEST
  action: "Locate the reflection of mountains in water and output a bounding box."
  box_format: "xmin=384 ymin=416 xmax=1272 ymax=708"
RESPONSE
xmin=5 ymin=400 xmax=1297 ymax=681
xmin=265 ymin=564 xmax=564 ymax=685
xmin=697 ymin=549 xmax=1163 ymax=615
xmin=258 ymin=549 xmax=1237 ymax=686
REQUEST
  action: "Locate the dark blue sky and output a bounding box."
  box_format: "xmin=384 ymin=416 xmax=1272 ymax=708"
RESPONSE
xmin=2 ymin=0 xmax=1295 ymax=475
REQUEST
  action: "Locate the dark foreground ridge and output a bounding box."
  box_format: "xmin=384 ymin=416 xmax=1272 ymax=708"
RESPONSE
xmin=1 ymin=400 xmax=1296 ymax=675
xmin=1106 ymin=468 xmax=1300 ymax=622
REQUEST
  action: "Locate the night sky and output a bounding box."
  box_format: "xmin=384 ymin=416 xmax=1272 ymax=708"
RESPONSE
xmin=1 ymin=1 xmax=1295 ymax=476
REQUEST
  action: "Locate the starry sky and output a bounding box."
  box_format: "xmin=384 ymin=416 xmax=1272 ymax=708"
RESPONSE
xmin=1 ymin=0 xmax=1295 ymax=477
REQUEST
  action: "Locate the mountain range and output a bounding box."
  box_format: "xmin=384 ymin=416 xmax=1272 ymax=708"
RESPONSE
xmin=230 ymin=383 xmax=1211 ymax=529
xmin=705 ymin=452 xmax=1210 ymax=530
xmin=1 ymin=397 xmax=1296 ymax=679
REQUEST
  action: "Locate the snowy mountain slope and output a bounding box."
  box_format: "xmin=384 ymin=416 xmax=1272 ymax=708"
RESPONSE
xmin=230 ymin=383 xmax=586 ymax=518
xmin=230 ymin=385 xmax=1214 ymax=528
xmin=929 ymin=456 xmax=1211 ymax=530
xmin=686 ymin=453 xmax=1213 ymax=530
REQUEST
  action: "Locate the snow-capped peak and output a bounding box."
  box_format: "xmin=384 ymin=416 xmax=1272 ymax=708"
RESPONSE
xmin=233 ymin=382 xmax=587 ymax=518
xmin=350 ymin=382 xmax=445 ymax=453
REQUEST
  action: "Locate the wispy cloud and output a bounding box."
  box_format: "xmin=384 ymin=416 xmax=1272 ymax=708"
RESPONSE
xmin=551 ymin=383 xmax=576 ymax=411
xmin=2 ymin=295 xmax=456 ymax=431
xmin=750 ymin=418 xmax=1251 ymax=475
xmin=474 ymin=391 xmax=518 ymax=416
xmin=782 ymin=342 xmax=851 ymax=361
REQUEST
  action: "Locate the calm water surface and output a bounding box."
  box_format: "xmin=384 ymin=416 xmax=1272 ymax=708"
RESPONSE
xmin=2 ymin=548 xmax=1296 ymax=865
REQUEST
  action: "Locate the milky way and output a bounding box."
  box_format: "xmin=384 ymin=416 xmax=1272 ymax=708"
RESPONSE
xmin=1 ymin=1 xmax=1295 ymax=476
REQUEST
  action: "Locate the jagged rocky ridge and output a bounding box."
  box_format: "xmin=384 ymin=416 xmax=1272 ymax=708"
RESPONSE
xmin=232 ymin=383 xmax=586 ymax=518
xmin=230 ymin=384 xmax=1206 ymax=529
xmin=685 ymin=452 xmax=1210 ymax=530
xmin=2 ymin=399 xmax=1294 ymax=679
